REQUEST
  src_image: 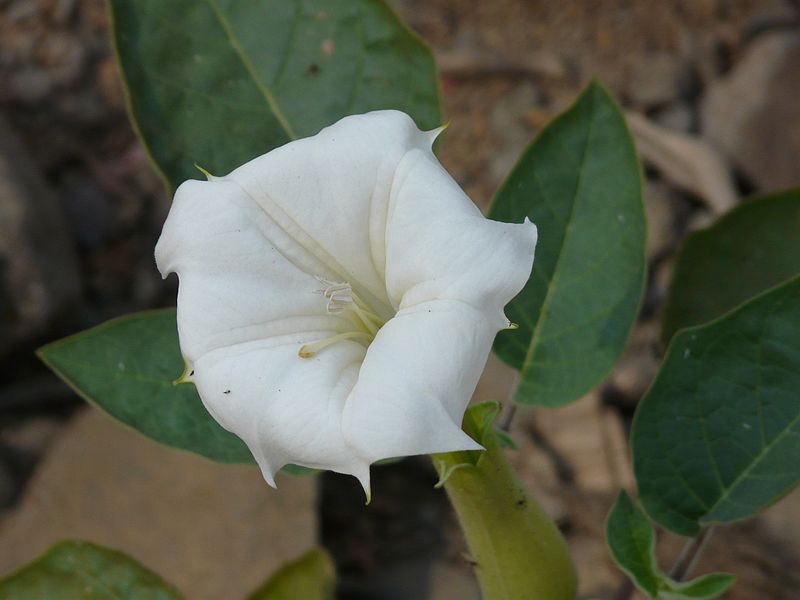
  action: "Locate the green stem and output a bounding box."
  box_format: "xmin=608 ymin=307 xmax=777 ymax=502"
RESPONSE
xmin=436 ymin=410 xmax=577 ymax=600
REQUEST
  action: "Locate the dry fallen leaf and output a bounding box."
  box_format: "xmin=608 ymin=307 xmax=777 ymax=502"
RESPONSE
xmin=626 ymin=111 xmax=738 ymax=215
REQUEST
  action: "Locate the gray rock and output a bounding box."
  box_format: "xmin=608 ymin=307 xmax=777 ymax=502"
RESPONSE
xmin=5 ymin=67 xmax=53 ymax=103
xmin=702 ymin=33 xmax=800 ymax=191
xmin=488 ymin=82 xmax=539 ymax=186
xmin=0 ymin=418 xmax=63 ymax=456
xmin=627 ymin=52 xmax=687 ymax=108
xmin=654 ymin=102 xmax=694 ymax=133
xmin=39 ymin=32 xmax=86 ymax=87
xmin=0 ymin=462 xmax=15 ymax=510
xmin=609 ymin=321 xmax=661 ymax=401
xmin=5 ymin=0 xmax=41 ymax=21
xmin=0 ymin=408 xmax=318 ymax=600
xmin=0 ymin=113 xmax=81 ymax=354
xmin=60 ymin=171 xmax=116 ymax=248
xmin=644 ymin=180 xmax=679 ymax=259
xmin=52 ymin=0 xmax=78 ymax=25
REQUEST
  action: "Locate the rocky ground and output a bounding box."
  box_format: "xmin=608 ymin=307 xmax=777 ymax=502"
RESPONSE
xmin=0 ymin=0 xmax=798 ymax=598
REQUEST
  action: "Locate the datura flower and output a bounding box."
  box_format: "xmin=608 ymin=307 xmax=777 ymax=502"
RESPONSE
xmin=155 ymin=111 xmax=537 ymax=495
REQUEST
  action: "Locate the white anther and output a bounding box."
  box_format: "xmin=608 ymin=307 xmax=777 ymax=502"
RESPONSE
xmin=314 ymin=276 xmax=353 ymax=314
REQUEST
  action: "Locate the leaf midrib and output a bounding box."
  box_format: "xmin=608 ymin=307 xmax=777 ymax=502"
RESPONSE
xmin=70 ymin=568 xmax=129 ymax=600
xmin=205 ymin=0 xmax=297 ymax=139
xmin=692 ymin=295 xmax=800 ymax=525
xmin=517 ymin=89 xmax=597 ymax=381
xmin=622 ymin=506 xmax=659 ymax=594
xmin=700 ymin=401 xmax=800 ymax=524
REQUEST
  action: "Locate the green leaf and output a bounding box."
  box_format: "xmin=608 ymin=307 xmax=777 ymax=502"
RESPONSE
xmin=662 ymin=190 xmax=800 ymax=343
xmin=662 ymin=573 xmax=735 ymax=599
xmin=458 ymin=401 xmax=502 ymax=464
xmin=489 ymin=81 xmax=646 ymax=407
xmin=38 ymin=309 xmax=255 ymax=464
xmin=110 ymin=0 xmax=442 ymax=191
xmin=0 ymin=540 xmax=182 ymax=600
xmin=246 ymin=548 xmax=335 ymax=600
xmin=605 ymin=491 xmax=662 ymax=597
xmin=463 ymin=401 xmax=502 ymax=446
xmin=633 ymin=275 xmax=800 ymax=536
xmin=605 ymin=493 xmax=735 ymax=600
xmin=432 ymin=402 xmax=501 ymax=485
xmin=37 ymin=310 xmax=373 ymax=476
xmin=495 ymin=427 xmax=518 ymax=450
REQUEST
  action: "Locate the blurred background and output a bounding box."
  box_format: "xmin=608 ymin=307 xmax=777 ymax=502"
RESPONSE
xmin=0 ymin=0 xmax=798 ymax=598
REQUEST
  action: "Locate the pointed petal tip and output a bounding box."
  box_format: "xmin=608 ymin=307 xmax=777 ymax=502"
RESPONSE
xmin=193 ymin=163 xmax=219 ymax=181
xmin=253 ymin=455 xmax=279 ymax=489
xmin=462 ymin=436 xmax=485 ymax=453
xmin=425 ymin=122 xmax=450 ymax=146
xmin=153 ymin=238 xmax=176 ymax=281
xmin=353 ymin=464 xmax=372 ymax=505
xmin=262 ymin=472 xmax=278 ymax=489
xmin=521 ymin=217 xmax=539 ymax=257
xmin=153 ymin=260 xmax=170 ymax=281
xmin=438 ymin=422 xmax=484 ymax=454
xmin=153 ymin=263 xmax=169 ymax=281
xmin=173 ymin=358 xmax=195 ymax=385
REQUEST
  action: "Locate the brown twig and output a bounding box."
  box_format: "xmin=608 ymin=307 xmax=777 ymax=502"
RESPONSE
xmin=498 ymin=371 xmax=520 ymax=432
xmin=524 ymin=417 xmax=575 ymax=486
xmin=613 ymin=578 xmax=636 ymax=600
xmin=498 ymin=403 xmax=517 ymax=432
xmin=668 ymin=527 xmax=714 ymax=582
xmin=437 ymin=49 xmax=566 ymax=81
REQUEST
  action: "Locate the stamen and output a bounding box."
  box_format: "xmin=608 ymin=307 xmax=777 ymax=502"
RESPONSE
xmin=314 ymin=275 xmax=386 ymax=336
xmin=352 ymin=297 xmax=384 ymax=329
xmin=309 ymin=277 xmax=388 ymax=353
xmin=314 ymin=276 xmax=354 ymax=314
xmin=349 ymin=301 xmax=380 ymax=336
xmin=298 ymin=331 xmax=372 ymax=358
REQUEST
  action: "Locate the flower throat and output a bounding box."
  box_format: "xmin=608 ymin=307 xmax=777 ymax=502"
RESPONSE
xmin=298 ymin=277 xmax=386 ymax=358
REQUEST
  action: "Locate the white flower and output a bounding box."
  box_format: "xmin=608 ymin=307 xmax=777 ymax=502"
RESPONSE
xmin=155 ymin=111 xmax=536 ymax=494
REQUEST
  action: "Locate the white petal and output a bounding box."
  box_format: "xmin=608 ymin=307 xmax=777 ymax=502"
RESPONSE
xmin=385 ymin=148 xmax=537 ymax=321
xmin=155 ymin=110 xmax=537 ymax=490
xmin=155 ymin=178 xmax=348 ymax=362
xmin=193 ymin=337 xmax=370 ymax=487
xmin=156 ymin=177 xmax=373 ymax=485
xmin=341 ymin=299 xmax=491 ymax=463
xmin=225 ymin=110 xmax=436 ymax=320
